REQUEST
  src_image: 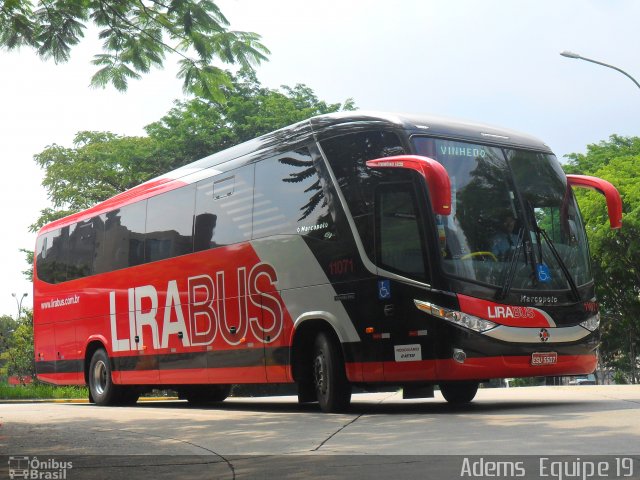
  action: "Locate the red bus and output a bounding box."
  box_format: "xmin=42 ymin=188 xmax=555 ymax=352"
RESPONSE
xmin=33 ymin=112 xmax=622 ymax=412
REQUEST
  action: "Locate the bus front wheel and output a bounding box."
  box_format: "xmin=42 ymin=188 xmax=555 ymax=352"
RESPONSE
xmin=313 ymin=332 xmax=351 ymax=413
xmin=439 ymin=381 xmax=479 ymax=404
xmin=88 ymin=348 xmax=119 ymax=406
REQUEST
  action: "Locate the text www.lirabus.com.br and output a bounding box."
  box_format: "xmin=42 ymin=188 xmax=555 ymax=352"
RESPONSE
xmin=40 ymin=295 xmax=80 ymax=310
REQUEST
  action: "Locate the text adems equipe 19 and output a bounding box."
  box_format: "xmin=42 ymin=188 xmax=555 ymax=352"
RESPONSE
xmin=460 ymin=457 xmax=634 ymax=480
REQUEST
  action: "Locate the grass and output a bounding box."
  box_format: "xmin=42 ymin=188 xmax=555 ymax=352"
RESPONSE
xmin=0 ymin=382 xmax=88 ymax=400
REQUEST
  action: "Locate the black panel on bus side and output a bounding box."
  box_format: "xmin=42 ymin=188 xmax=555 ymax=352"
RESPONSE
xmin=318 ymin=129 xmax=411 ymax=273
xmin=252 ymin=146 xmax=334 ymax=242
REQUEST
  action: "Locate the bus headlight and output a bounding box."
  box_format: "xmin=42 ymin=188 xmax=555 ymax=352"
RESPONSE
xmin=414 ymin=300 xmax=497 ymax=333
xmin=579 ymin=313 xmax=600 ymax=332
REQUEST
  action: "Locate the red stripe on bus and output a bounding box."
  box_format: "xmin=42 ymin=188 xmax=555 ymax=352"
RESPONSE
xmin=346 ymin=354 xmax=597 ymax=383
xmin=39 ymin=354 xmax=597 ymax=389
xmin=118 ymin=367 xmax=271 ymax=385
xmin=36 ymin=372 xmax=86 ymax=386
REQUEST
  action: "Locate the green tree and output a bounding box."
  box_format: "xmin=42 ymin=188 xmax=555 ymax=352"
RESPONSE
xmin=31 ymin=71 xmax=355 ymax=231
xmin=0 ymin=0 xmax=269 ymax=100
xmin=0 ymin=315 xmax=16 ymax=351
xmin=34 ymin=132 xmax=159 ymax=217
xmin=145 ymin=70 xmax=354 ymax=163
xmin=0 ymin=315 xmax=17 ymax=380
xmin=20 ymin=248 xmax=34 ymax=282
xmin=565 ymin=135 xmax=640 ymax=383
xmin=5 ymin=310 xmax=35 ymax=382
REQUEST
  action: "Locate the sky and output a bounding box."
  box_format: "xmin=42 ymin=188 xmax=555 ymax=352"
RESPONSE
xmin=0 ymin=0 xmax=638 ymax=317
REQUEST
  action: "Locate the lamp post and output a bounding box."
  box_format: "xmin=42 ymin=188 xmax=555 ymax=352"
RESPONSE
xmin=11 ymin=292 xmax=28 ymax=319
xmin=560 ymin=51 xmax=640 ymax=91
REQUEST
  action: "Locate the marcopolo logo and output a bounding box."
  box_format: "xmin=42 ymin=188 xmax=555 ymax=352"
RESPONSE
xmin=539 ymin=328 xmax=550 ymax=343
xmin=8 ymin=456 xmax=73 ymax=479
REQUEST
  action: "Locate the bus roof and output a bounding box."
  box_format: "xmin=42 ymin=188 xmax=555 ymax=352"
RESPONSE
xmin=38 ymin=111 xmax=552 ymax=235
xmin=309 ymin=111 xmax=551 ymax=152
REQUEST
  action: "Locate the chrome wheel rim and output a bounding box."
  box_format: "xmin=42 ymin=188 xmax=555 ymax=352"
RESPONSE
xmin=93 ymin=360 xmax=107 ymax=396
xmin=313 ymin=354 xmax=327 ymax=396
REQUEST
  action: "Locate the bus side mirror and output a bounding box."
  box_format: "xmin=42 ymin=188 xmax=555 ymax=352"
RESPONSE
xmin=366 ymin=155 xmax=452 ymax=216
xmin=567 ymin=174 xmax=623 ymax=229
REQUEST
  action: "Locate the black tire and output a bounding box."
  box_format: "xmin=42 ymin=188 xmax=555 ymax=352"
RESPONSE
xmin=182 ymin=385 xmax=232 ymax=404
xmin=297 ymin=378 xmax=316 ymax=404
xmin=296 ymin=352 xmax=316 ymax=404
xmin=313 ymin=332 xmax=351 ymax=413
xmin=88 ymin=348 xmax=119 ymax=406
xmin=439 ymin=381 xmax=479 ymax=404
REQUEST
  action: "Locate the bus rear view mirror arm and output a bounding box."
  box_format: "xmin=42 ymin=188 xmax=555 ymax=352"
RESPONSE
xmin=366 ymin=155 xmax=452 ymax=216
xmin=566 ymin=174 xmax=623 ymax=229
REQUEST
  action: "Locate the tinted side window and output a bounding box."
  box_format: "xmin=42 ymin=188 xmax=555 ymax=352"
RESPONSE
xmin=253 ymin=148 xmax=334 ymax=240
xmin=194 ymin=165 xmax=255 ymax=251
xmin=320 ymin=131 xmax=405 ymax=256
xmin=66 ymin=219 xmax=98 ymax=280
xmin=376 ymin=183 xmax=427 ymax=280
xmin=100 ymin=202 xmax=147 ymax=270
xmin=145 ymin=185 xmax=196 ymax=262
xmin=37 ymin=217 xmax=105 ymax=284
xmin=36 ymin=228 xmax=68 ymax=284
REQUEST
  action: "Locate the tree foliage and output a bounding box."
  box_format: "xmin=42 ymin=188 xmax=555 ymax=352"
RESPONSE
xmin=564 ymin=135 xmax=640 ymax=383
xmin=0 ymin=311 xmax=35 ymax=382
xmin=0 ymin=315 xmax=16 ymax=381
xmin=31 ymin=71 xmax=355 ymax=231
xmin=0 ymin=315 xmax=16 ymax=353
xmin=0 ymin=0 xmax=269 ymax=100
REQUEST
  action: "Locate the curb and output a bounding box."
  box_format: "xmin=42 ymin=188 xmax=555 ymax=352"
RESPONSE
xmin=0 ymin=397 xmax=179 ymax=404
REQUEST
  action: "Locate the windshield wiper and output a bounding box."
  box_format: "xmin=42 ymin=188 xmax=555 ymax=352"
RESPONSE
xmin=537 ymin=227 xmax=581 ymax=302
xmin=496 ymin=227 xmax=525 ymax=300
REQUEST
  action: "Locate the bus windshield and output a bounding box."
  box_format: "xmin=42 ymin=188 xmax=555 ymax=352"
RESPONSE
xmin=411 ymin=137 xmax=592 ymax=293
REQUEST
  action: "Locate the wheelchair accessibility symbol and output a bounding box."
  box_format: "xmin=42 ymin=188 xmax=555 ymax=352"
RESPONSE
xmin=378 ymin=279 xmax=391 ymax=300
xmin=536 ymin=263 xmax=552 ymax=283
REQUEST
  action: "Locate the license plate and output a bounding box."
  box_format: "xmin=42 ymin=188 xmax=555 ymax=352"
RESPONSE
xmin=531 ymin=352 xmax=558 ymax=366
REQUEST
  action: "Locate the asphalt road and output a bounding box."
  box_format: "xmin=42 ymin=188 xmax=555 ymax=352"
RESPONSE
xmin=2 ymin=386 xmax=640 ymax=479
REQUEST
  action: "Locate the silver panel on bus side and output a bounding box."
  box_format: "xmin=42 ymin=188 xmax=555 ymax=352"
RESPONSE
xmin=250 ymin=235 xmax=361 ymax=343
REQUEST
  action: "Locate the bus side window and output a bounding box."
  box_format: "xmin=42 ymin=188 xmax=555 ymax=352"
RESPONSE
xmin=145 ymin=184 xmax=196 ymax=262
xmin=375 ymin=183 xmax=427 ymax=280
xmin=100 ymin=202 xmax=146 ymax=271
xmin=194 ymin=165 xmax=255 ymax=251
xmin=252 ymin=148 xmax=333 ymax=240
xmin=35 ymin=233 xmax=49 ymax=282
xmin=36 ymin=228 xmax=67 ymax=284
xmin=66 ymin=219 xmax=97 ymax=280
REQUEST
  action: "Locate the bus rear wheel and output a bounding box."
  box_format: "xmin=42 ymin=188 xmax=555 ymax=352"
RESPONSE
xmin=439 ymin=381 xmax=479 ymax=404
xmin=313 ymin=332 xmax=351 ymax=413
xmin=88 ymin=348 xmax=119 ymax=406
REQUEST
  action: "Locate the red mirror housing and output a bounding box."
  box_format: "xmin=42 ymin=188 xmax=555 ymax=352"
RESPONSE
xmin=366 ymin=155 xmax=452 ymax=215
xmin=567 ymin=174 xmax=623 ymax=229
